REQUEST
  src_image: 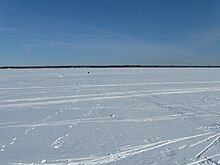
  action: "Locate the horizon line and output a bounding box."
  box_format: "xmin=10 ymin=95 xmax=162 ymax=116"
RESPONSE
xmin=0 ymin=65 xmax=220 ymax=69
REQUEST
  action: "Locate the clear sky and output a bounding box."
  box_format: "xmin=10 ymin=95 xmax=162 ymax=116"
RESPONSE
xmin=0 ymin=0 xmax=220 ymax=65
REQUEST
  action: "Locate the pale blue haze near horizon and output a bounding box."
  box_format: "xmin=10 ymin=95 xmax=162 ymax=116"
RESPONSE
xmin=0 ymin=0 xmax=220 ymax=65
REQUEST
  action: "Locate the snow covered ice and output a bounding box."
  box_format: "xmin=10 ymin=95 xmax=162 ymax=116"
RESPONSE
xmin=0 ymin=68 xmax=220 ymax=165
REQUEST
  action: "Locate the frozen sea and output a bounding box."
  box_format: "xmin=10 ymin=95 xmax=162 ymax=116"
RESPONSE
xmin=0 ymin=68 xmax=220 ymax=165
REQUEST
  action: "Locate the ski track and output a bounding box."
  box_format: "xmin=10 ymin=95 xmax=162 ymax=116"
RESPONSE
xmin=1 ymin=80 xmax=220 ymax=91
xmin=0 ymin=114 xmax=218 ymax=129
xmin=146 ymin=95 xmax=220 ymax=133
xmin=195 ymin=136 xmax=220 ymax=159
xmin=12 ymin=132 xmax=216 ymax=165
xmin=1 ymin=87 xmax=220 ymax=108
xmin=1 ymin=86 xmax=220 ymax=103
xmin=1 ymin=69 xmax=220 ymax=165
xmin=189 ymin=133 xmax=220 ymax=147
xmin=188 ymin=153 xmax=220 ymax=165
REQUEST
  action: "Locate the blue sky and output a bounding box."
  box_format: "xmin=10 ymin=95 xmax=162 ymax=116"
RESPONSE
xmin=0 ymin=0 xmax=220 ymax=65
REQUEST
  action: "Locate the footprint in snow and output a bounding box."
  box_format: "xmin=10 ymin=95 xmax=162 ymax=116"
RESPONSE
xmin=1 ymin=145 xmax=5 ymax=152
xmin=51 ymin=137 xmax=65 ymax=149
xmin=162 ymin=148 xmax=177 ymax=158
xmin=41 ymin=159 xmax=47 ymax=163
xmin=25 ymin=127 xmax=35 ymax=135
xmin=1 ymin=137 xmax=17 ymax=151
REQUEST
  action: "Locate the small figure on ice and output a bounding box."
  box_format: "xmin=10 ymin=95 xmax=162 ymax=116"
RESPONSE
xmin=110 ymin=114 xmax=116 ymax=118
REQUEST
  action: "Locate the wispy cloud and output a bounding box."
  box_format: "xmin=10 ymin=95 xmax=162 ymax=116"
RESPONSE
xmin=184 ymin=27 xmax=220 ymax=45
xmin=0 ymin=27 xmax=21 ymax=32
xmin=0 ymin=34 xmax=113 ymax=38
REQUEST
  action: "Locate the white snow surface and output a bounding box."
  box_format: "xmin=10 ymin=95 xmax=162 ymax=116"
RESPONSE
xmin=0 ymin=68 xmax=220 ymax=165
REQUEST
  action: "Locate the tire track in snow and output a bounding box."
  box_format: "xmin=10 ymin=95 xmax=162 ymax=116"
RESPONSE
xmin=2 ymin=80 xmax=220 ymax=91
xmin=189 ymin=133 xmax=220 ymax=147
xmin=1 ymin=114 xmax=217 ymax=129
xmin=187 ymin=153 xmax=220 ymax=165
xmin=1 ymin=87 xmax=220 ymax=104
xmin=146 ymin=96 xmax=220 ymax=133
xmin=12 ymin=132 xmax=215 ymax=165
xmin=144 ymin=93 xmax=220 ymax=163
xmin=65 ymin=132 xmax=217 ymax=165
xmin=195 ymin=136 xmax=220 ymax=159
xmin=1 ymin=87 xmax=220 ymax=108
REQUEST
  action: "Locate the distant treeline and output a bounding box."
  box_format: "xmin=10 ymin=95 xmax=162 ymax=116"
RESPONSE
xmin=0 ymin=65 xmax=220 ymax=69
